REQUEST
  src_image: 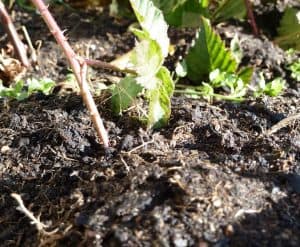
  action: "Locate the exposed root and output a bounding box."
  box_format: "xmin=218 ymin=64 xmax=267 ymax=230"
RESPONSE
xmin=266 ymin=113 xmax=300 ymax=135
xmin=11 ymin=193 xmax=58 ymax=235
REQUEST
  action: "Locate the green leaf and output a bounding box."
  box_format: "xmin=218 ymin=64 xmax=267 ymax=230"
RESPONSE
xmin=200 ymin=82 xmax=214 ymax=101
xmin=152 ymin=0 xmax=188 ymax=13
xmin=209 ymin=68 xmax=225 ymax=87
xmin=112 ymin=40 xmax=164 ymax=90
xmin=289 ymin=58 xmax=300 ymax=81
xmin=237 ymin=66 xmax=254 ymax=85
xmin=208 ymin=69 xmax=248 ymax=100
xmin=112 ymin=0 xmax=175 ymax=129
xmin=130 ymin=39 xmax=164 ymax=89
xmin=212 ymin=0 xmax=246 ymax=23
xmin=0 ymin=77 xmax=56 ymax=101
xmin=111 ymin=76 xmax=143 ymax=115
xmin=175 ymin=60 xmax=188 ymax=78
xmin=0 ymin=80 xmax=24 ymax=100
xmin=129 ymin=0 xmax=169 ymax=57
xmin=254 ymin=74 xmax=286 ymax=97
xmin=27 ymin=78 xmax=55 ymax=95
xmin=230 ymin=34 xmax=243 ymax=64
xmin=263 ymin=78 xmax=286 ymax=97
xmin=185 ymin=16 xmax=238 ymax=82
xmin=275 ymin=8 xmax=300 ymax=51
xmin=147 ymin=66 xmax=174 ymax=128
xmin=153 ymin=0 xmax=209 ymax=27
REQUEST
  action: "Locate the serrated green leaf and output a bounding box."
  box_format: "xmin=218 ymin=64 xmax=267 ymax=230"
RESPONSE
xmin=113 ymin=0 xmax=175 ymax=129
xmin=129 ymin=0 xmax=169 ymax=57
xmin=111 ymin=76 xmax=143 ymax=115
xmin=275 ymin=8 xmax=300 ymax=50
xmin=185 ymin=16 xmax=238 ymax=82
xmin=147 ymin=66 xmax=174 ymax=129
xmin=212 ymin=0 xmax=246 ymax=23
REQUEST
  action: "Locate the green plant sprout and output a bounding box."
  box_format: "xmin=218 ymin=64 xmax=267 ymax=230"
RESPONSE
xmin=288 ymin=58 xmax=300 ymax=82
xmin=174 ymin=17 xmax=254 ymax=102
xmin=111 ymin=0 xmax=174 ymax=129
xmin=176 ymin=69 xmax=286 ymax=101
xmin=175 ymin=69 xmax=250 ymax=102
xmin=253 ymin=73 xmax=286 ymax=97
xmin=0 ymin=77 xmax=55 ymax=100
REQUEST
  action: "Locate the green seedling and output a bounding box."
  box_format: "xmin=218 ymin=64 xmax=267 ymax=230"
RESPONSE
xmin=253 ymin=73 xmax=286 ymax=97
xmin=288 ymin=58 xmax=300 ymax=82
xmin=176 ymin=69 xmax=249 ymax=102
xmin=111 ymin=0 xmax=174 ymax=129
xmin=174 ymin=17 xmax=253 ymax=102
xmin=0 ymin=77 xmax=55 ymax=100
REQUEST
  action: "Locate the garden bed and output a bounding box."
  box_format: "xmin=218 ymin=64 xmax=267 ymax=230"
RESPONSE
xmin=0 ymin=3 xmax=300 ymax=246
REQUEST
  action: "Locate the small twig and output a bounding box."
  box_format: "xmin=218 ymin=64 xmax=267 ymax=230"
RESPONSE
xmin=244 ymin=0 xmax=259 ymax=36
xmin=266 ymin=113 xmax=300 ymax=135
xmin=85 ymin=58 xmax=137 ymax=75
xmin=234 ymin=208 xmax=262 ymax=219
xmin=123 ymin=138 xmax=155 ymax=155
xmin=22 ymin=25 xmax=38 ymax=64
xmin=120 ymin=155 xmax=130 ymax=172
xmin=11 ymin=193 xmax=48 ymax=232
xmin=0 ymin=1 xmax=29 ymax=67
xmin=30 ymin=0 xmax=109 ymax=148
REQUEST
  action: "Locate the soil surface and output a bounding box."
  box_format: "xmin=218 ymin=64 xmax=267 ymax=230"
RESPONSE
xmin=0 ymin=2 xmax=300 ymax=247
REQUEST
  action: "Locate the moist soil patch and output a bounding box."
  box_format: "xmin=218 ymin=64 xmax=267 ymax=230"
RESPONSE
xmin=0 ymin=3 xmax=300 ymax=247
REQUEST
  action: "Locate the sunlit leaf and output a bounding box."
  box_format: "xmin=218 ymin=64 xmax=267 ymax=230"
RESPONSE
xmin=27 ymin=78 xmax=55 ymax=95
xmin=275 ymin=8 xmax=300 ymax=51
xmin=185 ymin=16 xmax=238 ymax=82
xmin=111 ymin=0 xmax=174 ymax=128
xmin=147 ymin=66 xmax=174 ymax=128
xmin=289 ymin=58 xmax=300 ymax=81
xmin=263 ymin=78 xmax=286 ymax=97
xmin=130 ymin=40 xmax=163 ymax=90
xmin=111 ymin=76 xmax=142 ymax=114
xmin=130 ymin=0 xmax=169 ymax=57
xmin=153 ymin=0 xmax=209 ymax=27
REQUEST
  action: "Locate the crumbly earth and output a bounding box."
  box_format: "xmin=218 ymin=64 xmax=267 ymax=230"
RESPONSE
xmin=0 ymin=3 xmax=300 ymax=247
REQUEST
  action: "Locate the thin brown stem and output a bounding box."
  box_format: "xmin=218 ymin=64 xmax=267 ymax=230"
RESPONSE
xmin=0 ymin=0 xmax=29 ymax=67
xmin=85 ymin=58 xmax=137 ymax=75
xmin=266 ymin=113 xmax=300 ymax=135
xmin=244 ymin=0 xmax=259 ymax=36
xmin=30 ymin=0 xmax=109 ymax=148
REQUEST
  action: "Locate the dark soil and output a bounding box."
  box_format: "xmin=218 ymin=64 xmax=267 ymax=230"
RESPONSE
xmin=0 ymin=2 xmax=300 ymax=247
